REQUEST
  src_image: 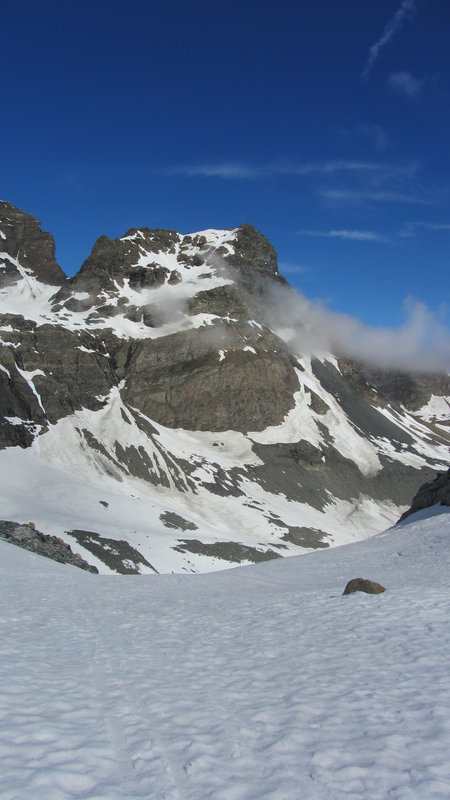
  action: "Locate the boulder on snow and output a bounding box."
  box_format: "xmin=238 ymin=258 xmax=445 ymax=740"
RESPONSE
xmin=343 ymin=578 xmax=386 ymax=595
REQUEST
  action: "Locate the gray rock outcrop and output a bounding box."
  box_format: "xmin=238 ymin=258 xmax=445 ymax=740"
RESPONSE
xmin=0 ymin=520 xmax=98 ymax=572
xmin=0 ymin=201 xmax=65 ymax=287
xmin=399 ymin=468 xmax=450 ymax=522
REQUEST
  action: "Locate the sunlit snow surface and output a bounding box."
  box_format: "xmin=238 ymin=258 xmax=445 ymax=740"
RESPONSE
xmin=0 ymin=385 xmax=418 ymax=574
xmin=1 ymin=507 xmax=450 ymax=799
xmin=1 ymin=227 xmax=449 ymax=572
xmin=0 ymin=370 xmax=447 ymax=573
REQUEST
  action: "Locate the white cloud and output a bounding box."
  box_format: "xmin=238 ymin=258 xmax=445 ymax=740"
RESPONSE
xmin=303 ymin=161 xmax=385 ymax=176
xmin=166 ymin=158 xmax=431 ymax=216
xmin=362 ymin=0 xmax=417 ymax=79
xmin=169 ymin=163 xmax=258 ymax=179
xmin=389 ymin=71 xmax=422 ymax=97
xmin=262 ymin=284 xmax=450 ymax=373
xmin=166 ymin=160 xmax=400 ymax=180
xmin=298 ymin=229 xmax=384 ymax=242
xmin=401 ymin=221 xmax=450 ymax=237
xmin=318 ymin=189 xmax=430 ymax=205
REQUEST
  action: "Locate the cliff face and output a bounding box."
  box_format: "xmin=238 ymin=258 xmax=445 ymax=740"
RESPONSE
xmin=0 ymin=201 xmax=448 ymax=573
xmin=399 ymin=468 xmax=450 ymax=522
xmin=0 ymin=201 xmax=65 ymax=288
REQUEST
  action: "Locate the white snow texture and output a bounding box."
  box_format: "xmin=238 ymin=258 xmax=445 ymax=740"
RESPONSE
xmin=1 ymin=506 xmax=450 ymax=799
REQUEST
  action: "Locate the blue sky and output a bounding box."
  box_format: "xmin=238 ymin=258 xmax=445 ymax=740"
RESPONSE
xmin=2 ymin=0 xmax=450 ymax=334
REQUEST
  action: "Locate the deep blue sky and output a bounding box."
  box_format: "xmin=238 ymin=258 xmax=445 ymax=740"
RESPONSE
xmin=2 ymin=0 xmax=450 ymax=330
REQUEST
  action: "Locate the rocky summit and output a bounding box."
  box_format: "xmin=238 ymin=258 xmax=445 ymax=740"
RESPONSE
xmin=0 ymin=201 xmax=448 ymax=573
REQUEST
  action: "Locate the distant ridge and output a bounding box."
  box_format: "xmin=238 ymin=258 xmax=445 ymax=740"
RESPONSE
xmin=0 ymin=201 xmax=448 ymax=573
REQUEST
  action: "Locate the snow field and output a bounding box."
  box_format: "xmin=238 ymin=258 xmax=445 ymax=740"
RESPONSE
xmin=0 ymin=389 xmax=412 ymax=575
xmin=1 ymin=507 xmax=450 ymax=799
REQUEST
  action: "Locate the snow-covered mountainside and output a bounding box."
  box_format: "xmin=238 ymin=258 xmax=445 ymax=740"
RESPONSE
xmin=1 ymin=505 xmax=450 ymax=799
xmin=0 ymin=200 xmax=449 ymax=573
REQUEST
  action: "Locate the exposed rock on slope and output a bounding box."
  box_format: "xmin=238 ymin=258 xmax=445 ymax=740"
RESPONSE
xmin=339 ymin=357 xmax=450 ymax=418
xmin=0 ymin=201 xmax=65 ymax=288
xmin=118 ymin=325 xmax=299 ymax=431
xmin=0 ymin=520 xmax=98 ymax=572
xmin=399 ymin=468 xmax=450 ymax=522
xmin=0 ymin=200 xmax=448 ymax=573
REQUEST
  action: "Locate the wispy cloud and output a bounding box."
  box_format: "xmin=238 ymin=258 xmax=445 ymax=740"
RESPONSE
xmin=318 ymin=188 xmax=431 ymax=206
xmin=297 ymin=229 xmax=384 ymax=242
xmin=366 ymin=125 xmax=390 ymax=151
xmin=165 ymin=160 xmax=400 ymax=180
xmin=339 ymin=124 xmax=390 ymax=151
xmin=362 ymin=0 xmax=417 ymax=80
xmin=361 ymin=125 xmax=390 ymax=151
xmin=166 ymin=157 xmax=432 ymax=213
xmin=400 ymin=221 xmax=450 ymax=237
xmin=296 ymin=161 xmax=388 ymax=177
xmin=169 ymin=163 xmax=257 ymax=179
xmin=389 ymin=71 xmax=423 ymax=97
xmin=263 ymin=286 xmax=450 ymax=373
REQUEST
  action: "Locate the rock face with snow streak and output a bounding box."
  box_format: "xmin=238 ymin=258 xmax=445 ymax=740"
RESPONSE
xmin=0 ymin=201 xmax=65 ymax=288
xmin=0 ymin=520 xmax=98 ymax=572
xmin=0 ymin=200 xmax=449 ymax=573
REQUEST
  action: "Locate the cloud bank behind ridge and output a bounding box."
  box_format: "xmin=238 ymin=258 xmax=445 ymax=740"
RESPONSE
xmin=263 ymin=282 xmax=450 ymax=374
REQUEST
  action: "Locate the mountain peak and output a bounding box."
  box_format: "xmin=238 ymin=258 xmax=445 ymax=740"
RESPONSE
xmin=0 ymin=201 xmax=66 ymax=288
xmin=0 ymin=201 xmax=448 ymax=574
xmin=230 ymin=223 xmax=281 ymax=279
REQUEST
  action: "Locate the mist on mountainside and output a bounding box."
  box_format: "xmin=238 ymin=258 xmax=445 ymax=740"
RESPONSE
xmin=261 ymin=279 xmax=450 ymax=373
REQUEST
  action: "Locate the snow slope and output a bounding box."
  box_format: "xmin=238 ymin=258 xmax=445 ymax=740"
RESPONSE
xmin=1 ymin=506 xmax=450 ymax=799
xmin=1 ymin=212 xmax=449 ymax=572
xmin=0 ymin=382 xmax=427 ymax=574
